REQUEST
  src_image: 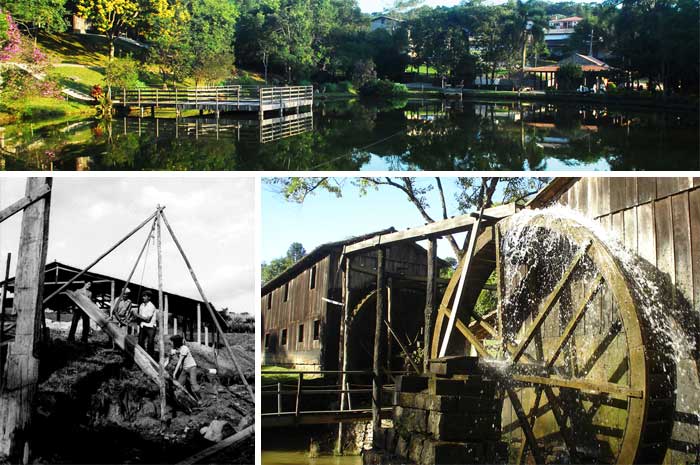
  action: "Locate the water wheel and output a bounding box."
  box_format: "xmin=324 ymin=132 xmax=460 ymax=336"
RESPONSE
xmin=430 ymin=212 xmax=674 ymax=464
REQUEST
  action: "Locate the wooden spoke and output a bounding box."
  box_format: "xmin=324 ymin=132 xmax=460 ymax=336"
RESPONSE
xmin=547 ymin=274 xmax=604 ymax=369
xmin=496 ymin=224 xmax=504 ymax=342
xmin=512 ymin=374 xmax=643 ymax=399
xmin=506 ymin=387 xmax=546 ymax=465
xmin=511 ymin=240 xmax=592 ymax=363
xmin=517 ymin=387 xmax=544 ymax=465
xmin=437 ymin=305 xmax=489 ymax=358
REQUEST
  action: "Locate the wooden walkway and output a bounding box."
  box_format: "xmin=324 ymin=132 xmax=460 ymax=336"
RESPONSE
xmin=261 ymin=407 xmax=392 ymax=428
xmin=113 ymin=85 xmax=314 ymax=116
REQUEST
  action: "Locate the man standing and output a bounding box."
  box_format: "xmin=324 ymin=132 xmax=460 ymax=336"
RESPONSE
xmin=68 ymin=281 xmax=92 ymax=343
xmin=133 ymin=290 xmax=158 ymax=358
xmin=169 ymin=334 xmax=200 ymax=400
xmin=111 ymin=288 xmax=133 ymax=325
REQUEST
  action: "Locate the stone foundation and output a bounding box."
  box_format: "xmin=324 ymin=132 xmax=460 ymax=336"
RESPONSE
xmin=364 ymin=356 xmax=507 ymax=465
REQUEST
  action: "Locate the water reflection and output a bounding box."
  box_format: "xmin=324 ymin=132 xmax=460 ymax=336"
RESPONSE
xmin=0 ymin=99 xmax=697 ymax=171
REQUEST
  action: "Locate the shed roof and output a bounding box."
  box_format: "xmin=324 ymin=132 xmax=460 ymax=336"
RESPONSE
xmin=371 ymin=15 xmax=403 ymax=22
xmin=1 ymin=260 xmax=227 ymax=327
xmin=527 ymin=178 xmax=580 ymax=208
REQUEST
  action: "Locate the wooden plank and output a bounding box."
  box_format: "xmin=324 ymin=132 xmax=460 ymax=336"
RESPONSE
xmin=690 ymin=189 xmax=700 ymax=311
xmin=0 ymin=178 xmax=51 ymax=461
xmin=597 ymin=176 xmax=611 ymax=217
xmin=637 ymin=203 xmax=656 ymax=265
xmin=623 ymin=207 xmax=638 ymax=253
xmin=64 ymin=290 xmax=198 ymax=408
xmin=372 ymin=248 xmax=386 ymax=435
xmin=672 ymin=193 xmax=693 ymax=304
xmin=175 ymin=425 xmax=254 ymax=465
xmin=624 ymin=178 xmax=638 ymax=209
xmin=512 ymin=374 xmax=643 ymax=399
xmin=637 ymin=178 xmax=656 ymax=204
xmin=610 ymin=178 xmax=626 ymax=213
xmin=344 ymin=203 xmax=516 ymax=254
xmin=588 ymin=177 xmax=599 ymax=217
xmin=657 ymin=178 xmax=680 ymax=199
xmin=655 ymin=197 xmax=675 ymax=284
xmin=611 ymin=211 xmax=624 ymax=243
xmin=0 ymin=183 xmax=51 ymax=225
xmin=424 ymin=239 xmax=437 ymax=371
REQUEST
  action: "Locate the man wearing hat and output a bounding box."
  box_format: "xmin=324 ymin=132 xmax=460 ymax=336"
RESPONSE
xmin=111 ymin=287 xmax=133 ymax=325
xmin=132 ymin=290 xmax=158 ymax=358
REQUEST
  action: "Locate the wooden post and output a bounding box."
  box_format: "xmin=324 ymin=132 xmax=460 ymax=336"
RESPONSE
xmin=164 ymin=295 xmax=169 ymax=336
xmin=424 ymin=238 xmax=437 ymax=372
xmin=0 ymin=178 xmax=51 ymax=463
xmin=372 ymin=247 xmax=386 ymax=440
xmin=277 ymin=382 xmax=282 ymax=414
xmin=196 ymin=304 xmax=201 ymax=344
xmin=295 ymin=373 xmax=303 ymax=416
xmin=386 ymin=277 xmax=393 ymax=371
xmin=336 ymin=255 xmax=351 ymax=454
xmin=156 ymin=208 xmax=166 ymax=424
xmin=204 ymin=326 xmax=209 ymax=346
xmin=173 ymin=317 xmax=177 ymax=336
xmin=0 ymin=253 xmax=11 ymax=383
xmin=160 ymin=211 xmax=254 ymax=400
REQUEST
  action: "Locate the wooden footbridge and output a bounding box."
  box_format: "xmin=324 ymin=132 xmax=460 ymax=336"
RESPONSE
xmin=113 ymin=85 xmax=314 ymax=118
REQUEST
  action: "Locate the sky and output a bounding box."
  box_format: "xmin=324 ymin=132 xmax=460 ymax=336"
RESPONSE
xmin=262 ymin=177 xmax=494 ymax=263
xmin=358 ymin=0 xmax=461 ymax=13
xmin=0 ymin=177 xmax=254 ymax=313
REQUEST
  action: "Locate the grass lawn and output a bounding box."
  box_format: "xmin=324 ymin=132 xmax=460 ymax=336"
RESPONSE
xmin=406 ymin=64 xmax=438 ymax=75
xmin=37 ymin=31 xmax=145 ymax=66
xmin=50 ymin=64 xmax=106 ymax=96
xmin=261 ymin=365 xmax=323 ymax=385
xmin=0 ymin=96 xmax=93 ymax=122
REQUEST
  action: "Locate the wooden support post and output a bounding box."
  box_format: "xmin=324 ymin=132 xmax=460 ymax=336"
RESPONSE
xmin=295 ymin=373 xmax=303 ymax=416
xmin=196 ymin=304 xmax=201 ymax=344
xmin=372 ymin=247 xmax=386 ymax=440
xmin=424 ymin=238 xmax=437 ymax=372
xmin=43 ymin=210 xmax=159 ymax=304
xmin=160 ymin=211 xmax=254 ymax=400
xmin=204 ymin=326 xmax=209 ymax=347
xmin=164 ymin=295 xmax=169 ymax=336
xmin=0 ymin=252 xmax=11 ymax=383
xmin=173 ymin=317 xmax=177 ymax=336
xmin=0 ymin=178 xmax=51 ymax=463
xmin=277 ymin=382 xmax=282 ymax=414
xmin=386 ymin=278 xmax=393 ymax=371
xmin=156 ymin=208 xmax=166 ymax=424
xmin=336 ymin=254 xmax=351 ymax=454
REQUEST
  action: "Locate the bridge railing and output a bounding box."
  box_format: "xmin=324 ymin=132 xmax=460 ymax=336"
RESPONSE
xmin=260 ymin=369 xmax=410 ymax=417
xmin=259 ymin=86 xmax=314 ymax=107
xmin=116 ymin=86 xmax=242 ymax=106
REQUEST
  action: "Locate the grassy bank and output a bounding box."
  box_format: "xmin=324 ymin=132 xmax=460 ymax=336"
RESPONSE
xmin=0 ymin=96 xmax=93 ymax=124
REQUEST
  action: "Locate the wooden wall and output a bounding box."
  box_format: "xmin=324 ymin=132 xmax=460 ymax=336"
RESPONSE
xmin=553 ymin=177 xmax=700 ymax=463
xmin=261 ymin=242 xmax=434 ymax=370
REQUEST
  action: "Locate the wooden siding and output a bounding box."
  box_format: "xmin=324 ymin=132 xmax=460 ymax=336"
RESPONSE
xmin=554 ymin=177 xmax=700 ymax=464
xmin=261 ymin=242 xmax=434 ymax=370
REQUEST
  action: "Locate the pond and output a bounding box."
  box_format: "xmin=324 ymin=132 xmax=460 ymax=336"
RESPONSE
xmin=1 ymin=99 xmax=697 ymax=171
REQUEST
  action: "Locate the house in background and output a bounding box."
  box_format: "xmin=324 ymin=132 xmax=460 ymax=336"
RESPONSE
xmin=544 ymin=15 xmax=583 ymax=56
xmin=525 ymin=53 xmax=612 ymax=90
xmin=261 ymin=228 xmax=448 ymax=371
xmin=370 ymin=15 xmax=404 ymax=33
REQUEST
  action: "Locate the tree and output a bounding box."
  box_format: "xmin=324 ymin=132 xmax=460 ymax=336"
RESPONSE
xmin=557 ymin=62 xmax=583 ymax=90
xmin=267 ymin=177 xmax=549 ymax=259
xmin=144 ymin=0 xmax=191 ymax=85
xmin=262 ymin=242 xmax=307 ymax=284
xmin=187 ymin=0 xmax=239 ymax=86
xmin=77 ymin=0 xmax=141 ymax=60
xmin=351 ymin=59 xmax=376 ymax=88
xmin=0 ymin=0 xmax=67 ymax=43
xmin=104 ymin=54 xmax=141 ymax=90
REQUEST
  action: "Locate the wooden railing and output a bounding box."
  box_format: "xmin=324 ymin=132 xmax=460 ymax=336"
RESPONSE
xmin=260 ymin=369 xmax=407 ymax=417
xmin=259 ymin=86 xmax=314 ymax=107
xmin=117 ymin=86 xmax=243 ymax=106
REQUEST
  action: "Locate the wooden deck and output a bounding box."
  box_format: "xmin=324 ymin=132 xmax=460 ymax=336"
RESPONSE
xmin=113 ymin=85 xmax=314 ymax=116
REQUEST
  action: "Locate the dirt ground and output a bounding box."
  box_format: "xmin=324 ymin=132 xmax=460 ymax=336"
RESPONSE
xmin=30 ymin=327 xmax=254 ymax=464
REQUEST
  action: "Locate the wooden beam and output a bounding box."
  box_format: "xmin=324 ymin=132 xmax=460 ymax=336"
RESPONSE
xmin=372 ymin=247 xmax=386 ymax=439
xmin=423 ymin=238 xmax=437 ymax=372
xmin=0 ymin=183 xmax=51 ymax=225
xmin=175 ymin=425 xmax=254 ymax=465
xmin=160 ymin=211 xmax=254 ymax=401
xmin=0 ymin=178 xmax=51 ymax=462
xmin=345 ymin=203 xmax=517 ymax=255
xmin=196 ymin=304 xmax=201 ymax=344
xmin=439 ymin=208 xmax=485 ymax=357
xmin=156 ymin=208 xmax=167 ymax=424
xmin=64 ymin=290 xmax=198 ymax=407
xmin=43 ymin=209 xmax=160 ymax=304
xmin=336 ymin=255 xmax=351 ymax=454
xmin=0 ymin=252 xmax=11 ymax=382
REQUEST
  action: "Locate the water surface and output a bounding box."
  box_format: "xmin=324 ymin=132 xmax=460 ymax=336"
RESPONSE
xmin=1 ymin=99 xmax=697 ymax=171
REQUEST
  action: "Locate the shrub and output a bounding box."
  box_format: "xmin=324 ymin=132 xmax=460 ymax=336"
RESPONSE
xmin=322 ymin=82 xmax=338 ymax=93
xmin=557 ymin=63 xmax=583 ymax=91
xmin=105 ymin=55 xmax=141 ymax=90
xmin=359 ymin=79 xmax=409 ymax=98
xmin=337 ymin=81 xmax=355 ymax=93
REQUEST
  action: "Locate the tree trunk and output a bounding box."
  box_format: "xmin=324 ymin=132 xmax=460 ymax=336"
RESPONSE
xmin=109 ymin=40 xmax=115 ymax=61
xmin=0 ymin=178 xmax=51 ymax=464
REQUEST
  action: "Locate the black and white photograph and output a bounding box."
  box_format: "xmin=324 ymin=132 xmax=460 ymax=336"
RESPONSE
xmin=0 ymin=177 xmax=254 ymax=464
